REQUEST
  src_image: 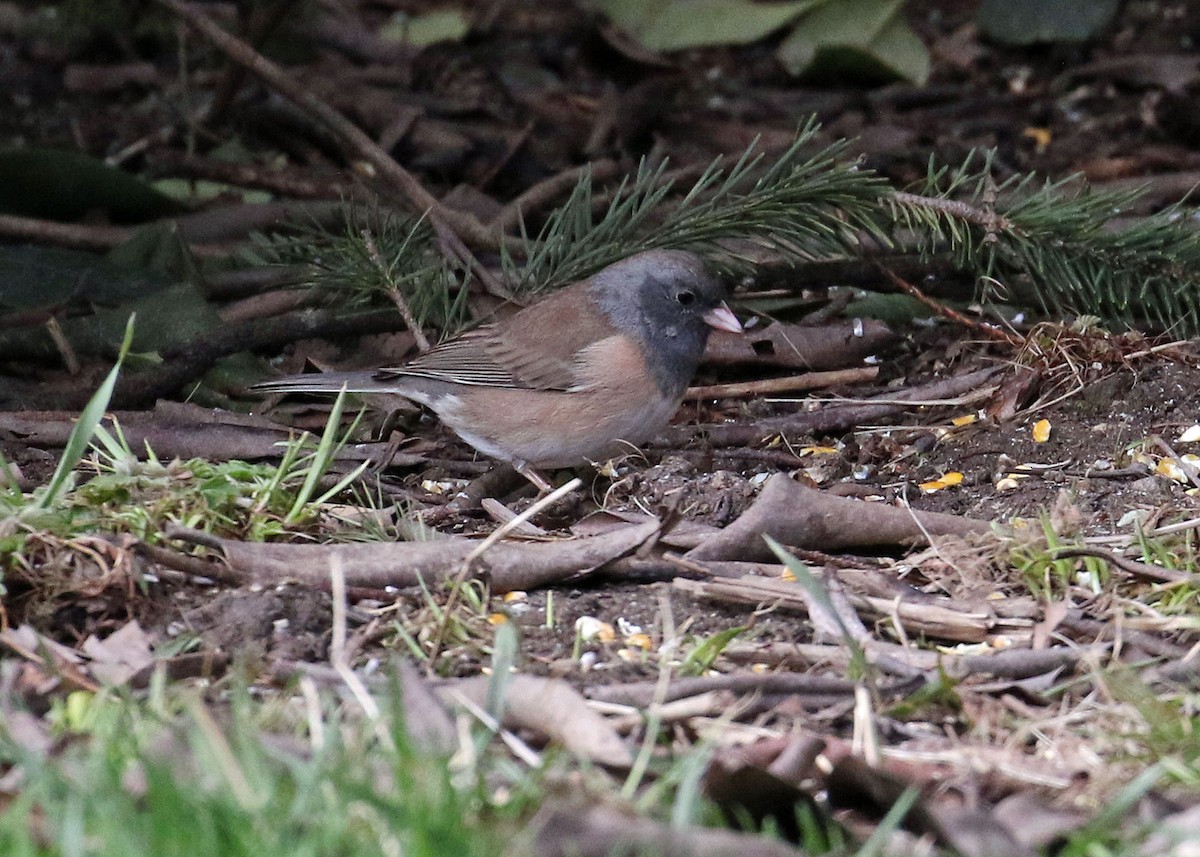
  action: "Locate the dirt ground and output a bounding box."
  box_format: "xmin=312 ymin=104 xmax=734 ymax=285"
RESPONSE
xmin=4 ymin=0 xmax=1200 ymax=840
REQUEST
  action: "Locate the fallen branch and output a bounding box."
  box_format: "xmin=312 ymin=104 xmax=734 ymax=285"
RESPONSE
xmin=1048 ymin=545 xmax=1194 ymax=584
xmin=686 ymin=474 xmax=990 ymax=562
xmin=722 ymin=640 xmax=1092 ymax=683
xmin=162 ymin=518 xmax=660 ymax=594
xmin=0 ymin=213 xmax=134 ymax=250
xmin=489 ymin=159 xmax=622 ymax=235
xmin=586 ymin=672 xmax=888 ymax=707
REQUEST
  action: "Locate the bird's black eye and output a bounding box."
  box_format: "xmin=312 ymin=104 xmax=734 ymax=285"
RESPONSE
xmin=676 ymin=290 xmax=695 ymax=306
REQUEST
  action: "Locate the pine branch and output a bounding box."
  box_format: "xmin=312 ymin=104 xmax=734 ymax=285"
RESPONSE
xmin=887 ymin=152 xmax=1200 ymax=335
xmin=256 ymin=125 xmax=1200 ymax=343
xmin=503 ymin=119 xmax=890 ymax=293
xmin=253 ymin=207 xmax=470 ymax=336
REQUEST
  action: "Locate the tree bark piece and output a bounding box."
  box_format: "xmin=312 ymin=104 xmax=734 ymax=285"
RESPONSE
xmin=702 ymin=319 xmax=895 ymax=370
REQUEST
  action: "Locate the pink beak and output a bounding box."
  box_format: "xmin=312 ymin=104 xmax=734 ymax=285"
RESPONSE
xmin=703 ymin=302 xmax=743 ymax=334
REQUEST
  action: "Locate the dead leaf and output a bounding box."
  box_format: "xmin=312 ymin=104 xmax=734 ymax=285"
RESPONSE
xmin=81 ymin=620 xmax=155 ymax=686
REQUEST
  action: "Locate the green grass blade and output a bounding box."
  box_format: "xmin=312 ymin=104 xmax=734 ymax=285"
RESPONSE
xmin=36 ymin=314 xmax=136 ymax=510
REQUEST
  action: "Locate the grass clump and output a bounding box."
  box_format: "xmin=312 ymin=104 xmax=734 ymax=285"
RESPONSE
xmin=0 ymin=680 xmax=509 ymax=857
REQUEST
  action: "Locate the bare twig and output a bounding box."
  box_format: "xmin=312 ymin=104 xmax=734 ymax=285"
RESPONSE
xmin=654 ymin=366 xmax=1003 ymax=449
xmin=880 ymin=265 xmax=1025 ymax=347
xmin=1047 ymin=546 xmax=1193 ymax=585
xmin=685 ymin=366 xmax=877 ymax=401
xmin=425 ymin=477 xmax=583 ymax=672
xmin=429 ymin=215 xmax=512 ymax=299
xmin=892 ymin=190 xmax=1013 ymax=233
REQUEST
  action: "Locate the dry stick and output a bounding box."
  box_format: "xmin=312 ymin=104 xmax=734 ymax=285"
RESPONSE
xmin=0 ymin=197 xmax=334 ymax=260
xmin=674 ymin=575 xmax=993 ymax=643
xmin=361 ymin=228 xmax=432 ymax=351
xmin=0 ymin=213 xmax=134 ymax=250
xmin=685 ymin=366 xmax=878 ymax=401
xmin=587 ymin=672 xmax=917 ymax=707
xmin=328 ymin=555 xmax=394 ymax=750
xmin=1048 ymin=546 xmax=1194 ymax=585
xmin=152 ymin=0 xmax=499 ymax=255
xmin=879 ymin=265 xmax=1025 ymax=347
xmin=724 ymin=638 xmax=944 ymax=680
xmin=101 ymin=308 xmax=406 ymax=409
xmin=441 ymin=685 xmax=543 ymax=767
xmin=135 ymin=539 xmax=248 ymax=586
xmin=475 ymin=119 xmax=535 ymax=190
xmin=1085 ymin=514 xmax=1200 ymax=548
xmin=428 ymin=214 xmax=511 ymax=299
xmin=655 ymin=365 xmax=1003 ymax=449
xmin=148 ymin=151 xmax=346 ymax=199
xmin=44 ymin=318 xmax=80 ymax=375
xmin=1060 ymin=611 xmax=1188 ymax=660
xmin=160 ymin=515 xmax=660 ymax=594
xmin=203 ymin=0 xmax=300 ymax=127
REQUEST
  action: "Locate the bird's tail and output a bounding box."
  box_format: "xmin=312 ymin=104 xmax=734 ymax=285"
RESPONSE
xmin=250 ymin=371 xmax=385 ymax=395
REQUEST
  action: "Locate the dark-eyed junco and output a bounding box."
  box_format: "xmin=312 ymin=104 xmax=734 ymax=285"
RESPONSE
xmin=253 ymin=249 xmax=742 ymax=487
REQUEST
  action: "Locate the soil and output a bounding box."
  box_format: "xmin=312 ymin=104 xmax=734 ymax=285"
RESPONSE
xmin=3 ymin=0 xmax=1200 ymax=834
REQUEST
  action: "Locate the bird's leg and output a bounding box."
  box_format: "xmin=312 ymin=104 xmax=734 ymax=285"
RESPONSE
xmin=369 ymin=412 xmax=408 ymax=475
xmin=515 ymin=462 xmax=554 ymax=494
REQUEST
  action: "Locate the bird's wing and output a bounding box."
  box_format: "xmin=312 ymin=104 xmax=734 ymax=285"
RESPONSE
xmin=374 ymin=325 xmax=582 ymax=391
xmin=376 ymin=283 xmax=623 ymax=391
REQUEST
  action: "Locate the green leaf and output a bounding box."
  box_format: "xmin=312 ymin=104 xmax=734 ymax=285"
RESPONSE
xmin=0 ymin=148 xmax=184 ymax=223
xmin=598 ymin=0 xmax=821 ymax=52
xmin=152 ymin=178 xmax=272 ymax=206
xmin=978 ymin=0 xmax=1119 ymax=45
xmin=842 ymin=292 xmax=932 ymax=325
xmin=0 ymin=245 xmax=167 ymax=311
xmin=776 ymin=0 xmax=930 ymax=84
xmin=379 ymin=9 xmax=471 ymax=46
xmin=680 ymin=625 xmax=746 ymax=677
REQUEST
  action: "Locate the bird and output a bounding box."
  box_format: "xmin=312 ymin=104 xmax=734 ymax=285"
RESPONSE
xmin=253 ymin=249 xmax=743 ymax=489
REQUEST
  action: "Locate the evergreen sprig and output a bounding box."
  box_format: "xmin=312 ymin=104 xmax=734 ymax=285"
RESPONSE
xmin=503 ymin=119 xmax=890 ymax=294
xmin=262 ymin=123 xmax=1200 ymax=338
xmin=254 ymin=208 xmax=470 ymax=334
xmin=888 ymin=151 xmax=1200 ymax=335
